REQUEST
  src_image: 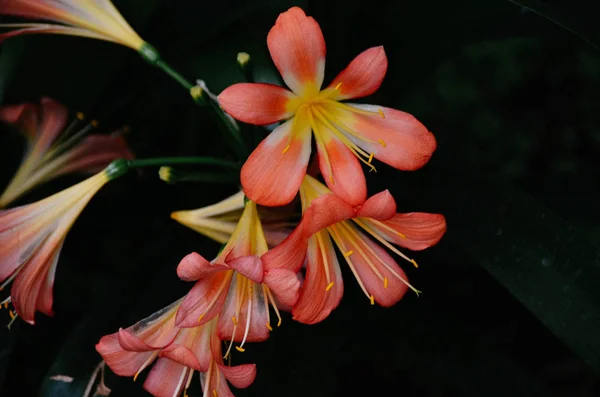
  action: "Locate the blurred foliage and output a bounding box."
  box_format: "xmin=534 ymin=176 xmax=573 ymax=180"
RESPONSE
xmin=0 ymin=0 xmax=599 ymax=396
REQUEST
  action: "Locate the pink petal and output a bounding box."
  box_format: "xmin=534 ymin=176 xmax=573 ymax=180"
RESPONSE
xmin=176 ymin=272 xmax=232 ymax=328
xmin=302 ymin=194 xmax=355 ymax=236
xmin=227 ymin=255 xmax=264 ymax=283
xmin=190 ymin=324 xmax=213 ymax=371
xmin=96 ymin=334 xmax=156 ymax=377
xmin=356 ymin=190 xmax=397 ymax=220
xmin=376 ymin=212 xmax=447 ymax=250
xmin=317 ymin=135 xmax=367 ymax=207
xmin=117 ymin=329 xmax=155 ymax=352
xmin=218 ymin=83 xmax=295 ymax=125
xmin=177 ymin=252 xmax=226 ymax=282
xmin=292 ymin=233 xmax=344 ymax=324
xmin=0 ymin=103 xmax=30 ymax=124
xmin=143 ymin=358 xmax=190 ymax=397
xmin=0 ymin=25 xmax=109 ymax=45
xmin=218 ymin=363 xmax=257 ymax=389
xmin=35 ymin=97 xmax=68 ymax=152
xmin=159 ymin=345 xmax=203 ymax=371
xmin=267 ymin=6 xmax=326 ymax=94
xmin=241 ymin=118 xmax=311 ymax=206
xmin=345 ymin=104 xmax=437 ymax=171
xmin=0 ymin=102 xmax=38 ymax=140
xmin=328 ymin=46 xmax=388 ymax=101
xmin=263 ymin=268 xmax=301 ymax=307
xmin=261 ymin=224 xmax=308 ymax=273
xmin=56 ymin=134 xmax=134 ymax=176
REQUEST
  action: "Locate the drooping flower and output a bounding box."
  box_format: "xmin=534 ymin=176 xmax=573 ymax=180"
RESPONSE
xmin=0 ymin=0 xmax=145 ymax=51
xmin=175 ymin=200 xmax=300 ymax=356
xmin=0 ymin=160 xmax=128 ymax=324
xmin=96 ymin=299 xmax=256 ymax=397
xmin=219 ymin=7 xmax=437 ymax=206
xmin=171 ymin=190 xmax=295 ymax=247
xmin=0 ymin=97 xmax=133 ymax=208
xmin=263 ymin=175 xmax=446 ymax=324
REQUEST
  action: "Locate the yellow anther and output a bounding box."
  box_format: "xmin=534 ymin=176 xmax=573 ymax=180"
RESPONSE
xmin=235 ymin=346 xmax=245 ymax=353
xmin=368 ymin=153 xmax=374 ymax=164
xmin=237 ymin=52 xmax=250 ymax=66
xmin=411 ymin=259 xmax=419 ymax=268
xmin=344 ymin=250 xmax=354 ymax=257
xmin=369 ymin=295 xmax=375 ymax=305
xmin=384 ymin=277 xmax=388 ymax=289
xmin=3 ymin=301 xmax=7 ymax=309
xmin=133 ymin=371 xmax=140 ymax=382
xmin=8 ymin=310 xmax=15 ymax=319
xmin=197 ymin=314 xmax=204 ymax=323
xmin=266 ymin=323 xmax=273 ymax=331
xmin=277 ymin=318 xmax=282 ymax=327
xmin=213 ymin=389 xmax=218 ymax=397
xmin=190 ymin=86 xmax=203 ymax=100
xmin=91 ymin=120 xmax=99 ymax=128
xmin=397 ymin=232 xmax=406 ymax=239
xmin=232 ymin=316 xmax=237 ymax=326
xmin=335 ymin=81 xmax=343 ymax=90
xmin=326 ymin=282 xmax=335 ymax=292
xmin=378 ymin=109 xmax=385 ymax=119
xmin=378 ymin=139 xmax=387 ymax=147
xmin=76 ymin=112 xmax=85 ymax=120
xmin=282 ymin=144 xmax=290 ymax=154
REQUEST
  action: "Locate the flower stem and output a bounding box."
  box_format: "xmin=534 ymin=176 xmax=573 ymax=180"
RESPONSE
xmin=127 ymin=157 xmax=240 ymax=170
xmin=155 ymin=59 xmax=194 ymax=91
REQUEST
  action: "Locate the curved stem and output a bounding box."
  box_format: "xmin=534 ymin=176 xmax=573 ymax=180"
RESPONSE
xmin=127 ymin=157 xmax=240 ymax=170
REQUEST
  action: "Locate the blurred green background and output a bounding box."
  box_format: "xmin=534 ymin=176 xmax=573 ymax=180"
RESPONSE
xmin=0 ymin=0 xmax=599 ymax=396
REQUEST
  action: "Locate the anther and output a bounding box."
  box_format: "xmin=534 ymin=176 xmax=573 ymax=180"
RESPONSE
xmin=91 ymin=120 xmax=99 ymax=128
xmin=8 ymin=310 xmax=15 ymax=319
xmin=76 ymin=112 xmax=85 ymax=120
xmin=368 ymin=153 xmax=374 ymax=163
xmin=369 ymin=295 xmax=375 ymax=305
xmin=213 ymin=389 xmax=218 ymax=397
xmin=335 ymin=81 xmax=343 ymax=90
xmin=383 ymin=278 xmax=388 ymax=289
xmin=282 ymin=144 xmax=290 ymax=154
xmin=235 ymin=346 xmax=245 ymax=353
xmin=397 ymin=232 xmax=406 ymax=238
xmin=277 ymin=318 xmax=282 ymax=327
xmin=266 ymin=323 xmax=273 ymax=331
xmin=326 ymin=282 xmax=335 ymax=292
xmin=344 ymin=250 xmax=354 ymax=257
xmin=411 ymin=259 xmax=418 ymax=268
xmin=232 ymin=316 xmax=237 ymax=326
xmin=190 ymin=86 xmax=203 ymax=100
xmin=3 ymin=301 xmax=8 ymax=309
xmin=197 ymin=313 xmax=204 ymax=323
xmin=378 ymin=139 xmax=387 ymax=147
xmin=378 ymin=109 xmax=385 ymax=119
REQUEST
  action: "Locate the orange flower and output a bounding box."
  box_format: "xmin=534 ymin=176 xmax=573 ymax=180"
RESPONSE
xmin=0 ymin=97 xmax=133 ymax=208
xmin=175 ymin=200 xmax=300 ymax=356
xmin=0 ymin=0 xmax=145 ymax=51
xmin=219 ymin=7 xmax=437 ymax=206
xmin=0 ymin=161 xmax=127 ymax=324
xmin=96 ymin=300 xmax=256 ymax=397
xmin=263 ymin=176 xmax=446 ymax=324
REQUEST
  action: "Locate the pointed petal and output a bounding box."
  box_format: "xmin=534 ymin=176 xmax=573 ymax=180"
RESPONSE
xmin=292 ymin=233 xmax=344 ymax=324
xmin=143 ymin=358 xmax=190 ymax=397
xmin=263 ymin=268 xmax=301 ymax=307
xmin=261 ymin=224 xmax=307 ymax=273
xmin=227 ymin=256 xmax=264 ymax=283
xmin=117 ymin=328 xmax=156 ymax=352
xmin=159 ymin=343 xmax=203 ymax=371
xmin=96 ymin=334 xmax=156 ymax=377
xmin=328 ymin=46 xmax=388 ymax=100
xmin=0 ymin=103 xmax=31 ymax=124
xmin=357 ymin=190 xmax=397 ymax=220
xmin=340 ymin=104 xmax=436 ymax=171
xmin=317 ymin=135 xmax=367 ymax=207
xmin=118 ymin=299 xmax=181 ymax=351
xmin=218 ymin=83 xmax=295 ymax=125
xmin=241 ymin=118 xmax=311 ymax=206
xmin=218 ymin=364 xmax=257 ymax=389
xmin=0 ymin=24 xmax=111 ymax=45
xmin=176 ymin=272 xmax=232 ymax=328
xmin=35 ymin=97 xmax=68 ymax=151
xmin=267 ymin=6 xmax=326 ymax=94
xmin=302 ymin=194 xmax=355 ymax=236
xmin=177 ymin=252 xmax=226 ymax=282
xmin=374 ymin=213 xmax=447 ymax=250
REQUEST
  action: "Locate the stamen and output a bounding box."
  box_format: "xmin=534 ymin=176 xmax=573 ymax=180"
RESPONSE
xmin=231 ymin=316 xmax=237 ymax=325
xmin=134 ymin=351 xmax=159 ymax=381
xmin=213 ymin=390 xmax=218 ymax=397
xmin=326 ymin=282 xmax=335 ymax=292
xmin=321 ymin=99 xmax=383 ymax=118
xmin=76 ymin=112 xmax=85 ymax=120
xmin=235 ymin=346 xmax=245 ymax=353
xmin=378 ymin=109 xmax=386 ymax=119
xmin=344 ymin=250 xmax=354 ymax=257
xmin=6 ymin=311 xmax=18 ymax=330
xmin=378 ymin=139 xmax=387 ymax=147
xmin=411 ymin=259 xmax=419 ymax=268
xmin=306 ymin=109 xmax=335 ymax=182
xmin=8 ymin=310 xmax=15 ymax=319
xmin=282 ymin=144 xmax=290 ymax=154
xmin=237 ymin=281 xmax=254 ymax=350
xmin=338 ymin=221 xmax=385 ymax=281
xmin=368 ymin=153 xmax=374 ymax=164
xmin=328 ymin=225 xmax=371 ymax=300
xmin=369 ymin=295 xmax=375 ymax=305
xmin=316 ymin=232 xmax=332 ymax=285
xmin=264 ymin=287 xmax=282 ymax=327
xmin=197 ymin=314 xmax=204 ymax=323
xmin=91 ymin=120 xmax=99 ymax=128
xmin=266 ymin=323 xmax=273 ymax=331
xmin=354 ymin=219 xmax=417 ymax=265
xmin=384 ymin=277 xmax=389 ymax=288
xmin=335 ymin=82 xmax=343 ymax=90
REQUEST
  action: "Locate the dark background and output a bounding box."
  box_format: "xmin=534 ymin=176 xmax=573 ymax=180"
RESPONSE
xmin=0 ymin=0 xmax=599 ymax=396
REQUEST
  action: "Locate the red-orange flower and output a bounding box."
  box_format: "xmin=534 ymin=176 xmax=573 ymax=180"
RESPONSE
xmin=0 ymin=97 xmax=133 ymax=208
xmin=175 ymin=200 xmax=300 ymax=356
xmin=96 ymin=300 xmax=256 ymax=397
xmin=263 ymin=176 xmax=446 ymax=324
xmin=219 ymin=7 xmax=437 ymax=206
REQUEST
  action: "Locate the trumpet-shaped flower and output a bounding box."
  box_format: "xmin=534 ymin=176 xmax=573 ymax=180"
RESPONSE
xmin=263 ymin=176 xmax=446 ymax=324
xmin=0 ymin=97 xmax=133 ymax=208
xmin=219 ymin=7 xmax=437 ymax=206
xmin=171 ymin=190 xmax=295 ymax=247
xmin=175 ymin=200 xmax=300 ymax=356
xmin=0 ymin=0 xmax=145 ymax=51
xmin=96 ymin=300 xmax=256 ymax=397
xmin=0 ymin=161 xmax=127 ymax=324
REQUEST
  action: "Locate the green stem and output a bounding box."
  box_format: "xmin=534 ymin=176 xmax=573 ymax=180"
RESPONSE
xmin=155 ymin=59 xmax=194 ymax=91
xmin=127 ymin=157 xmax=240 ymax=170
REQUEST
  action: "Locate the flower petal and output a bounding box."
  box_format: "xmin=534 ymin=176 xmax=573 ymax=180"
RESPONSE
xmin=176 ymin=272 xmax=232 ymax=328
xmin=227 ymin=255 xmax=264 ymax=283
xmin=218 ymin=83 xmax=295 ymax=125
xmin=96 ymin=333 xmax=156 ymax=377
xmin=218 ymin=363 xmax=257 ymax=389
xmin=241 ymin=118 xmax=311 ymax=206
xmin=0 ymin=103 xmax=31 ymax=124
xmin=328 ymin=46 xmax=388 ymax=101
xmin=340 ymin=104 xmax=436 ymax=171
xmin=263 ymin=268 xmax=301 ymax=308
xmin=143 ymin=358 xmax=190 ymax=397
xmin=292 ymin=233 xmax=344 ymax=324
xmin=261 ymin=224 xmax=307 ymax=273
xmin=267 ymin=6 xmax=326 ymax=95
xmin=177 ymin=252 xmax=226 ymax=282
xmin=371 ymin=212 xmax=447 ymax=251
xmin=159 ymin=343 xmax=203 ymax=372
xmin=118 ymin=328 xmax=155 ymax=352
xmin=122 ymin=300 xmax=181 ymax=350
xmin=356 ymin=190 xmax=397 ymax=220
xmin=56 ymin=134 xmax=134 ymax=176
xmin=302 ymin=194 xmax=355 ymax=236
xmin=35 ymin=97 xmax=68 ymax=152
xmin=317 ymin=135 xmax=367 ymax=207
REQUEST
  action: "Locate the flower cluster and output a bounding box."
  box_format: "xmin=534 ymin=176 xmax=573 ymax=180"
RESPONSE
xmin=0 ymin=4 xmax=446 ymax=397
